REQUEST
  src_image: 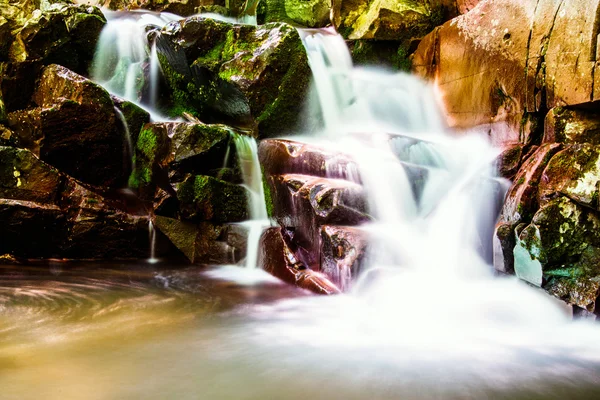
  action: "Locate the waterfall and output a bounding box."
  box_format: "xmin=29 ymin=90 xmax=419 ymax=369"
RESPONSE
xmin=233 ymin=134 xmax=270 ymax=269
xmin=91 ymin=11 xmax=181 ymax=119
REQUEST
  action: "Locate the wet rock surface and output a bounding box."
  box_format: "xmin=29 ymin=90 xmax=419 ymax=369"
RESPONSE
xmin=0 ymin=146 xmax=155 ymax=259
xmin=156 ymin=16 xmax=311 ymax=137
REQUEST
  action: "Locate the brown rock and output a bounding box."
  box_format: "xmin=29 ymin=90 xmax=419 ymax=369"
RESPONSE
xmin=259 ymin=227 xmax=341 ymax=295
xmin=413 ymin=0 xmax=600 ymax=145
xmin=320 ymin=225 xmax=367 ymax=290
xmin=259 ymin=139 xmax=358 ymax=180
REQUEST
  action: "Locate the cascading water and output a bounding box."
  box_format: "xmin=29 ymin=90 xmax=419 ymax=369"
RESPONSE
xmin=233 ymin=134 xmax=270 ymax=269
xmin=91 ymin=11 xmax=181 ymax=118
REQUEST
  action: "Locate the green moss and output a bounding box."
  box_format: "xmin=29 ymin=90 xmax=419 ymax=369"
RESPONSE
xmin=261 ymin=167 xmax=274 ymax=218
xmin=137 ymin=127 xmax=158 ymax=160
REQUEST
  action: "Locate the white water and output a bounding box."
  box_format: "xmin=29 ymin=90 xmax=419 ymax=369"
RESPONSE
xmin=114 ymin=106 xmax=135 ymax=177
xmin=91 ymin=11 xmax=181 ymax=119
xmin=225 ymin=27 xmax=600 ymax=392
xmin=233 ymin=134 xmax=270 ymax=269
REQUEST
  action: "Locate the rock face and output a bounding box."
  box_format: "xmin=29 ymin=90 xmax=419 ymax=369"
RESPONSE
xmin=332 ymin=0 xmax=448 ymax=40
xmin=413 ymin=0 xmax=600 ymax=146
xmin=8 ymin=64 xmax=130 ymax=187
xmin=0 ymin=146 xmax=153 ymax=259
xmin=156 ymin=16 xmax=311 ymax=137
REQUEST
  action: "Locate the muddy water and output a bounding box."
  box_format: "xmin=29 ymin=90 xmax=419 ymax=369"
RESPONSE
xmin=1 ymin=264 xmax=600 ymax=400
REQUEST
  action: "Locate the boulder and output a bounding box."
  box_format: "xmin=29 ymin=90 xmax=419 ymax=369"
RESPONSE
xmin=348 ymin=40 xmax=415 ymax=71
xmin=154 ymin=215 xmax=247 ymax=263
xmin=320 ymin=225 xmax=367 ymax=290
xmin=515 ymin=197 xmax=600 ymax=292
xmin=332 ymin=0 xmax=445 ymax=40
xmin=538 ymin=144 xmax=600 ymax=210
xmin=177 ymin=174 xmax=248 ymax=223
xmin=157 ymin=17 xmax=311 ymax=137
xmin=494 ymin=144 xmax=561 ymax=274
xmin=258 ymin=0 xmax=331 ymax=28
xmin=0 ymin=145 xmax=155 ymax=259
xmin=6 ymin=1 xmax=105 ymax=74
xmin=128 ymin=121 xmax=239 ymax=203
xmin=543 ymin=107 xmax=600 ymax=145
xmin=10 ymin=64 xmax=128 ymax=187
xmin=259 ymin=226 xmax=341 ymax=294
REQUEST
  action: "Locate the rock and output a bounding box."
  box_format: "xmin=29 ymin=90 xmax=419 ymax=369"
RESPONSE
xmin=543 ymin=107 xmax=600 ymax=145
xmin=320 ymin=225 xmax=367 ymax=290
xmin=75 ymin=0 xmax=224 ymax=16
xmin=267 ymin=173 xmax=368 ymax=229
xmin=495 ymin=144 xmax=524 ymax=180
xmin=516 ymin=197 xmax=600 ymax=286
xmin=0 ymin=198 xmax=67 ymax=258
xmin=348 ymin=40 xmax=415 ymax=71
xmin=499 ymin=143 xmax=562 ymax=226
xmin=0 ymin=61 xmax=42 ymax=114
xmin=0 ymin=145 xmax=155 ymax=259
xmin=17 ymin=64 xmax=128 ymax=187
xmin=128 ymin=122 xmax=238 ymax=204
xmin=413 ymin=0 xmax=600 ymax=145
xmin=259 ymin=138 xmax=358 ymax=180
xmin=259 ymin=0 xmax=331 ymax=28
xmin=154 ymin=216 xmax=247 ymax=263
xmin=456 ymin=0 xmax=478 ymax=14
xmin=539 ymin=144 xmax=600 ymax=210
xmin=494 ymin=144 xmax=561 ymax=275
xmin=259 ymin=227 xmax=341 ymax=294
xmin=177 ymin=175 xmax=248 ymax=223
xmin=546 ymin=276 xmax=600 ymax=313
xmin=157 ymin=17 xmax=311 ymax=137
xmin=6 ymin=2 xmax=105 ymax=74
xmin=0 ymin=124 xmax=21 ymax=147
xmin=332 ymin=0 xmax=444 ymax=40
xmin=0 ymin=146 xmax=62 ymax=203
xmin=265 ymin=173 xmax=368 ymax=268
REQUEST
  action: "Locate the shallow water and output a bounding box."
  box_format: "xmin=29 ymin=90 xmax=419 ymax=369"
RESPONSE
xmin=2 ymin=263 xmax=600 ymax=400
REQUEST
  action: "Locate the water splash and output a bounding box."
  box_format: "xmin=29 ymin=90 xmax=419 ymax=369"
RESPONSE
xmin=233 ymin=134 xmax=270 ymax=269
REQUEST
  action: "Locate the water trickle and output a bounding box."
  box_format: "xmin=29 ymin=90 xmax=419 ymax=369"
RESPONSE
xmin=148 ymin=220 xmax=158 ymax=264
xmin=114 ymin=106 xmax=135 ymax=178
xmin=233 ymin=134 xmax=270 ymax=269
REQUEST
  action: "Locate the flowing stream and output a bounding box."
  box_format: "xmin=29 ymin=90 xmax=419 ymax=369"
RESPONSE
xmin=4 ymin=12 xmax=600 ymax=400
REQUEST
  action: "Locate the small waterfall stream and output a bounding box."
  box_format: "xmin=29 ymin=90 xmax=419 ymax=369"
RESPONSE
xmin=233 ymin=134 xmax=270 ymax=269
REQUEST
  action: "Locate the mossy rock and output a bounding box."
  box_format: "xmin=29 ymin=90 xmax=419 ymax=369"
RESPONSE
xmin=259 ymin=0 xmax=332 ymax=28
xmin=539 ymin=144 xmax=600 ymax=210
xmin=516 ymin=197 xmax=600 ymax=288
xmin=177 ymin=174 xmax=248 ymax=222
xmin=332 ymin=0 xmax=440 ymax=40
xmin=158 ymin=17 xmax=311 ymax=137
xmin=349 ymin=40 xmax=413 ymax=71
